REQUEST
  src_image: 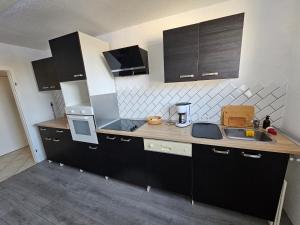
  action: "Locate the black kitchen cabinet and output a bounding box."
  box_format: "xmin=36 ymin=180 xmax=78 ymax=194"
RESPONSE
xmin=163 ymin=13 xmax=244 ymax=82
xmin=49 ymin=32 xmax=86 ymax=82
xmin=39 ymin=127 xmax=106 ymax=175
xmin=99 ymin=133 xmax=147 ymax=187
xmin=146 ymin=151 xmax=192 ymax=196
xmin=198 ymin=13 xmax=244 ymax=80
xmin=39 ymin=127 xmax=66 ymax=163
xmin=193 ymin=144 xmax=289 ymax=221
xmin=163 ymin=24 xmax=199 ymax=83
xmin=32 ymin=57 xmax=60 ymax=91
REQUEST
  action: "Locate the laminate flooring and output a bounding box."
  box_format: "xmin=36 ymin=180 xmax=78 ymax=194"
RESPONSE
xmin=0 ymin=146 xmax=35 ymax=182
xmin=0 ymin=162 xmax=293 ymax=225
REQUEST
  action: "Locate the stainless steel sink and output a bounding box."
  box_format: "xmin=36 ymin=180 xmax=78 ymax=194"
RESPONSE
xmin=223 ymin=128 xmax=273 ymax=142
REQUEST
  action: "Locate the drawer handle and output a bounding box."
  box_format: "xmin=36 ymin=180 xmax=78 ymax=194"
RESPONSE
xmin=242 ymin=152 xmax=262 ymax=159
xmin=40 ymin=128 xmax=47 ymax=131
xmin=73 ymin=74 xmax=84 ymax=78
xmin=44 ymin=137 xmax=52 ymax=141
xmin=89 ymin=146 xmax=98 ymax=150
xmin=202 ymin=72 xmax=219 ymax=77
xmin=42 ymin=86 xmax=49 ymax=89
xmin=212 ymin=148 xmax=230 ymax=155
xmin=56 ymin=130 xmax=64 ymax=133
xmin=120 ymin=138 xmax=131 ymax=142
xmin=53 ymin=138 xmax=60 ymax=142
xmin=50 ymin=85 xmax=56 ymax=89
xmin=179 ymin=74 xmax=194 ymax=79
xmin=106 ymin=136 xmax=116 ymax=140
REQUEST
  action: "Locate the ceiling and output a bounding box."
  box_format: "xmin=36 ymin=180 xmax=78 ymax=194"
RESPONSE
xmin=0 ymin=0 xmax=227 ymax=50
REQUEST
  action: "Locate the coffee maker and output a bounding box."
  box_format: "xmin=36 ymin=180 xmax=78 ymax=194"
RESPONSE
xmin=175 ymin=102 xmax=191 ymax=128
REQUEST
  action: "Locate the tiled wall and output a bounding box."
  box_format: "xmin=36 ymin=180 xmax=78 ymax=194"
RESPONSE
xmin=52 ymin=81 xmax=287 ymax=128
xmin=116 ymin=80 xmax=287 ymax=127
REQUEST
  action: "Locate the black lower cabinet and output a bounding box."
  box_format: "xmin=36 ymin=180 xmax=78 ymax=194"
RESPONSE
xmin=39 ymin=127 xmax=65 ymax=163
xmin=99 ymin=134 xmax=147 ymax=187
xmin=193 ymin=144 xmax=289 ymax=221
xmin=146 ymin=151 xmax=192 ymax=197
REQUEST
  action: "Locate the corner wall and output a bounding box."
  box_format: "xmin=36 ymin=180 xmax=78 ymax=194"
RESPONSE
xmin=98 ymin=0 xmax=296 ymax=126
xmin=0 ymin=42 xmax=56 ymax=162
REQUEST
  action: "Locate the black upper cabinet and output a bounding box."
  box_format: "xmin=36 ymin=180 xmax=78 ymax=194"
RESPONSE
xmin=32 ymin=57 xmax=60 ymax=91
xmin=163 ymin=13 xmax=244 ymax=82
xmin=198 ymin=13 xmax=244 ymax=80
xmin=49 ymin=32 xmax=86 ymax=82
xmin=163 ymin=24 xmax=199 ymax=83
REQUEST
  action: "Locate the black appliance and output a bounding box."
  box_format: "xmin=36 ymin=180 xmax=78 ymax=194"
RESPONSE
xmin=101 ymin=119 xmax=146 ymax=132
xmin=103 ymin=45 xmax=149 ymax=76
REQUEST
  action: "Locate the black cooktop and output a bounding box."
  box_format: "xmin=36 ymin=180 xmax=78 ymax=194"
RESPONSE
xmin=101 ymin=119 xmax=146 ymax=132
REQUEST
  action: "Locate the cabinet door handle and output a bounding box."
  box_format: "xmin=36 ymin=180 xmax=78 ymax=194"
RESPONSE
xmin=212 ymin=148 xmax=230 ymax=155
xmin=89 ymin=146 xmax=98 ymax=150
xmin=179 ymin=74 xmax=194 ymax=79
xmin=44 ymin=137 xmax=52 ymax=141
xmin=40 ymin=128 xmax=47 ymax=131
xmin=42 ymin=86 xmax=49 ymax=89
xmin=106 ymin=136 xmax=116 ymax=140
xmin=73 ymin=74 xmax=84 ymax=78
xmin=241 ymin=152 xmax=262 ymax=159
xmin=56 ymin=130 xmax=64 ymax=133
xmin=120 ymin=138 xmax=132 ymax=142
xmin=201 ymin=72 xmax=219 ymax=77
xmin=53 ymin=138 xmax=60 ymax=142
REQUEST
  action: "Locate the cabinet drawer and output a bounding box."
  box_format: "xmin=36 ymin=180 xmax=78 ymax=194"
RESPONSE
xmin=144 ymin=139 xmax=192 ymax=157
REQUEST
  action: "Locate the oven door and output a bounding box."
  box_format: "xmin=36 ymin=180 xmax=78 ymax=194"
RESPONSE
xmin=67 ymin=115 xmax=99 ymax=144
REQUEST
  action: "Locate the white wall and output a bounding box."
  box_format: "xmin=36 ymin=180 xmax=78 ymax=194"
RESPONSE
xmin=282 ymin=1 xmax=300 ymax=224
xmin=0 ymin=73 xmax=27 ymax=156
xmin=0 ymin=42 xmax=56 ymax=162
xmin=100 ymin=0 xmax=296 ymax=86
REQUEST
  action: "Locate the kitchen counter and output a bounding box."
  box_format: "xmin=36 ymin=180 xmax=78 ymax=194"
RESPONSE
xmin=36 ymin=117 xmax=69 ymax=130
xmin=36 ymin=117 xmax=300 ymax=155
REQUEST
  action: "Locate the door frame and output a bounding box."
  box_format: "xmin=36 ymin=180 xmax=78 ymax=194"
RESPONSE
xmin=0 ymin=68 xmax=37 ymax=162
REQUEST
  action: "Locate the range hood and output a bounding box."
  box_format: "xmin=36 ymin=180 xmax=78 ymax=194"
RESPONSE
xmin=103 ymin=45 xmax=149 ymax=76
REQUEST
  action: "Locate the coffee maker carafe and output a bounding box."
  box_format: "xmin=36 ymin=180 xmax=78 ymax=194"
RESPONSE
xmin=175 ymin=102 xmax=191 ymax=128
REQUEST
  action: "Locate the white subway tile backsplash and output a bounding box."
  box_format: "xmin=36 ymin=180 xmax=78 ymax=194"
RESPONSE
xmin=256 ymin=106 xmax=274 ymax=120
xmin=52 ymin=81 xmax=287 ymax=128
xmin=271 ymin=97 xmax=285 ymax=110
xmin=257 ymin=84 xmax=277 ymax=98
xmin=256 ymin=95 xmax=276 ymax=110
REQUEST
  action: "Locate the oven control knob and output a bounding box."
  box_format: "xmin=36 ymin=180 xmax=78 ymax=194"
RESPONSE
xmin=80 ymin=110 xmax=85 ymax=114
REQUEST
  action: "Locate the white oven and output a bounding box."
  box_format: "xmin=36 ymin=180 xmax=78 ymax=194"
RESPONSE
xmin=67 ymin=114 xmax=98 ymax=144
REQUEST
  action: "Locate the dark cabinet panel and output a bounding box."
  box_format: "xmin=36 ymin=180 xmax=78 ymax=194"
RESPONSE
xmin=236 ymin=149 xmax=289 ymax=221
xmin=193 ymin=144 xmax=289 ymax=221
xmin=146 ymin=151 xmax=192 ymax=196
xmin=32 ymin=57 xmax=60 ymax=91
xmin=39 ymin=127 xmax=65 ymax=163
xmin=163 ymin=13 xmax=244 ymax=82
xmin=163 ymin=24 xmax=199 ymax=83
xmin=49 ymin=32 xmax=86 ymax=82
xmin=198 ymin=13 xmax=244 ymax=80
xmin=193 ymin=145 xmax=240 ymax=209
xmin=99 ymin=134 xmax=146 ymax=187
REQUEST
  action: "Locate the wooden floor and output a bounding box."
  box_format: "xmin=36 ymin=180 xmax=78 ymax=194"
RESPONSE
xmin=0 ymin=146 xmax=35 ymax=182
xmin=0 ymin=162 xmax=293 ymax=225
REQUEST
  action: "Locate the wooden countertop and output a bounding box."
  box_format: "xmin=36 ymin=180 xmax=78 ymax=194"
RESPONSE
xmin=36 ymin=117 xmax=69 ymax=130
xmin=36 ymin=118 xmax=300 ymax=155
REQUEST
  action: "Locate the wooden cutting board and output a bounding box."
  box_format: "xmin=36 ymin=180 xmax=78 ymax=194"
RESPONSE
xmin=222 ymin=105 xmax=255 ymax=128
